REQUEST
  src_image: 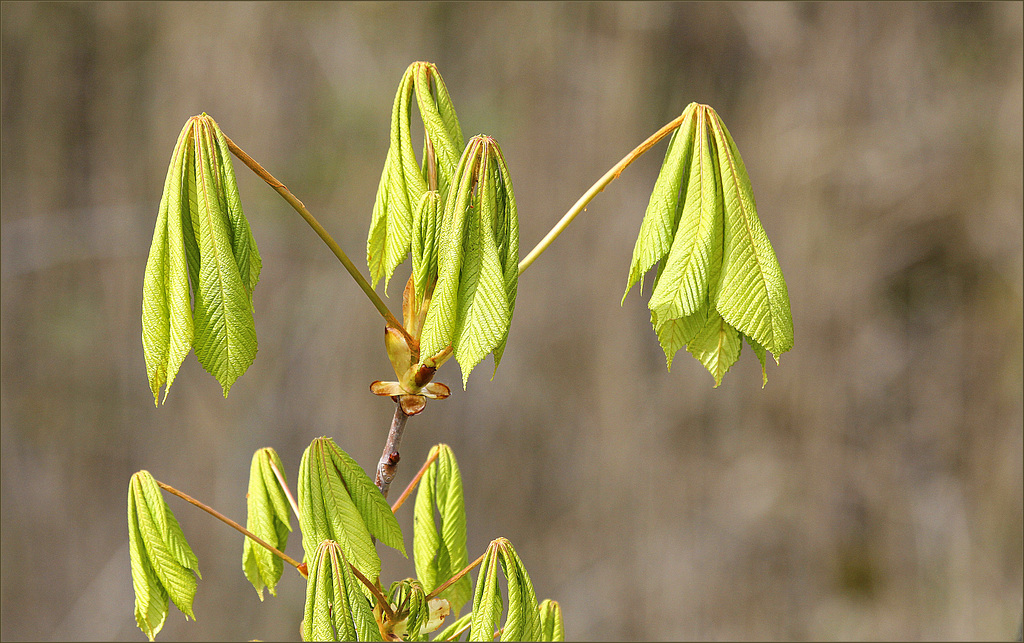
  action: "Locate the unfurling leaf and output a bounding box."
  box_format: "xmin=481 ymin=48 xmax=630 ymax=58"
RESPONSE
xmin=623 ymin=103 xmax=792 ymax=386
xmin=302 ymin=540 xmax=382 ymax=642
xmin=419 ymin=136 xmax=519 ymax=388
xmin=127 ymin=471 xmax=201 ymax=641
xmin=468 ymin=538 xmax=542 ymax=642
xmin=242 ymin=448 xmax=292 ymax=600
xmin=382 ymin=578 xmax=451 ymax=640
xmin=368 ymin=61 xmax=465 ymax=293
xmin=142 ymin=113 xmax=260 ymax=404
xmin=413 ymin=445 xmax=471 ymax=614
xmin=298 ymin=438 xmax=405 ymax=585
xmin=538 ymin=599 xmax=565 ymax=642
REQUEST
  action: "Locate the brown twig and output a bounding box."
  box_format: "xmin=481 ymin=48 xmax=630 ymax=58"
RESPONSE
xmin=375 ymin=401 xmax=409 ymax=498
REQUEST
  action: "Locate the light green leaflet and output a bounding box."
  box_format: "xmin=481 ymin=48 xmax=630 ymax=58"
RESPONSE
xmin=243 ymin=448 xmax=292 ymax=600
xmin=419 ymin=136 xmax=519 ymax=387
xmin=298 ymin=438 xmax=405 ymax=585
xmin=142 ymin=113 xmax=260 ymax=404
xmin=127 ymin=470 xmax=201 ymax=641
xmin=413 ymin=444 xmax=471 ymax=614
xmin=411 ymin=190 xmax=442 ymax=312
xmin=368 ymin=61 xmax=465 ymax=294
xmin=623 ymin=103 xmax=793 ymax=386
xmin=538 ymin=599 xmax=565 ymax=642
xmin=302 ymin=540 xmax=382 ymax=642
xmin=468 ymin=538 xmax=542 ymax=642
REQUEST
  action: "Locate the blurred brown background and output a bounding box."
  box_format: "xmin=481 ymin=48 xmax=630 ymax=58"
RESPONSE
xmin=1 ymin=2 xmax=1021 ymax=640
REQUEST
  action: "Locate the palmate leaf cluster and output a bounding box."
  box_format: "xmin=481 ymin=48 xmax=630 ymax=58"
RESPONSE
xmin=368 ymin=61 xmax=464 ymax=295
xmin=303 ymin=540 xmax=382 ymax=642
xmin=127 ymin=471 xmax=201 ymax=641
xmin=624 ymin=103 xmax=794 ymax=386
xmin=298 ymin=437 xmax=407 ymax=583
xmin=419 ymin=136 xmax=519 ymax=388
xmin=243 ymin=448 xmax=292 ymax=600
xmin=142 ymin=113 xmax=261 ymax=403
xmin=414 ymin=445 xmax=471 ymax=612
xmin=128 ymin=441 xmax=563 ymax=642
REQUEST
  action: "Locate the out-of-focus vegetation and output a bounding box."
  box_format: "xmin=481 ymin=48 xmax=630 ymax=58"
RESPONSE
xmin=1 ymin=2 xmax=1020 ymax=640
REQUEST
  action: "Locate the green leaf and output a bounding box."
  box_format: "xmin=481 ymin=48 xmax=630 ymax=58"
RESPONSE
xmin=708 ymin=109 xmax=793 ymax=359
xmin=302 ymin=541 xmax=382 ymax=642
xmin=686 ymin=309 xmax=742 ymax=388
xmin=128 ymin=471 xmax=201 ymax=641
xmin=648 ymin=260 xmax=706 ymax=370
xmin=298 ymin=438 xmax=381 ymax=584
xmin=414 ymin=62 xmax=465 ymax=200
xmin=420 ymin=138 xmax=480 ymax=361
xmin=452 ymin=161 xmax=511 ymax=387
xmin=369 ymin=62 xmax=464 ymax=293
xmin=652 ymin=309 xmax=706 ymax=371
xmin=538 ymin=600 xmax=565 ymax=642
xmin=498 ymin=543 xmax=541 ymax=642
xmin=468 ymin=538 xmax=541 ymax=642
xmin=744 ymin=332 xmax=769 ymax=388
xmin=412 ymin=190 xmax=441 ymax=304
xmin=210 ymin=116 xmax=261 ymax=303
xmin=624 ymin=104 xmax=793 ymax=385
xmin=189 ymin=119 xmax=258 ymax=397
xmin=419 ymin=136 xmax=519 ymax=386
xmin=243 ymin=448 xmax=292 ymax=600
xmin=324 ymin=440 xmax=406 ymax=557
xmin=468 ymin=546 xmax=502 ymax=642
xmin=142 ymin=121 xmax=195 ymax=405
xmin=128 ymin=482 xmax=169 ymax=641
xmin=489 ymin=144 xmax=520 ymax=369
xmin=413 ymin=445 xmax=471 ymax=614
xmin=623 ymin=103 xmax=698 ymax=302
xmin=648 ymin=106 xmax=723 ymax=323
xmin=142 ymin=114 xmax=261 ymax=403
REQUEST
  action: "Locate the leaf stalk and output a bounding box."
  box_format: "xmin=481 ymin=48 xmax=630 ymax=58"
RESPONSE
xmin=222 ymin=132 xmax=414 ymax=346
xmin=517 ymin=112 xmax=688 ymax=275
xmin=389 ymin=447 xmax=440 ymax=513
xmin=266 ymin=452 xmax=301 ymax=522
xmin=155 ymin=479 xmax=307 ymax=577
xmin=425 ymin=551 xmax=487 ymax=602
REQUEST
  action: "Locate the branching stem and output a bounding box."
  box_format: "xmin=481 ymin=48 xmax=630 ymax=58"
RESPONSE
xmin=517 ymin=112 xmax=688 ymax=275
xmin=222 ymin=133 xmax=414 ymax=346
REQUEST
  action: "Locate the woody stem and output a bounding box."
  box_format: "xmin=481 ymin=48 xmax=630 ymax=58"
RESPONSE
xmin=375 ymin=401 xmax=409 ymax=498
